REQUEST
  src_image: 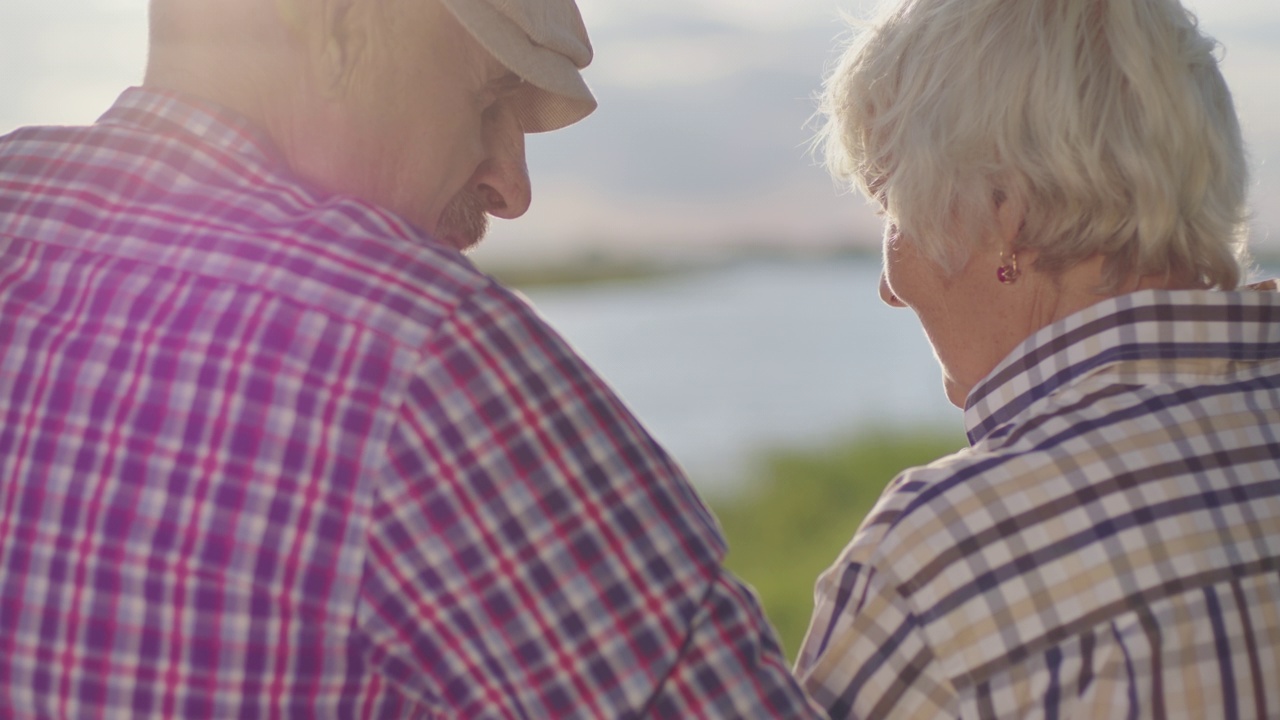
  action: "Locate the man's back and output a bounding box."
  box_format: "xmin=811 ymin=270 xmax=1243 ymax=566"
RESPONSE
xmin=0 ymin=86 xmax=490 ymax=717
xmin=0 ymin=88 xmax=820 ymax=718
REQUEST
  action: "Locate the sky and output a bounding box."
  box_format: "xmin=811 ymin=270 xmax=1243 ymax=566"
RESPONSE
xmin=2 ymin=0 xmax=1278 ymax=269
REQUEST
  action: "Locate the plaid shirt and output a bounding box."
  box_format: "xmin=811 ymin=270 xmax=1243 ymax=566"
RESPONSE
xmin=797 ymin=285 xmax=1280 ymax=719
xmin=0 ymin=88 xmax=822 ymax=719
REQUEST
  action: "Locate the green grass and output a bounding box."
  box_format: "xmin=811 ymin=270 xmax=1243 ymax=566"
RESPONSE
xmin=709 ymin=430 xmax=965 ymax=661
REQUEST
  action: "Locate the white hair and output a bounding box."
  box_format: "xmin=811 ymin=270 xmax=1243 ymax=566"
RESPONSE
xmin=818 ymin=0 xmax=1250 ymax=289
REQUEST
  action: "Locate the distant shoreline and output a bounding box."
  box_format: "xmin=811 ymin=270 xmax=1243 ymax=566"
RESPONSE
xmin=479 ymin=246 xmax=882 ymax=289
xmin=480 ymin=244 xmax=1280 ymax=289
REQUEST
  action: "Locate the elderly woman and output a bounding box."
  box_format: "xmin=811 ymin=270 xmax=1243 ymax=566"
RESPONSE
xmin=797 ymin=0 xmax=1280 ymax=717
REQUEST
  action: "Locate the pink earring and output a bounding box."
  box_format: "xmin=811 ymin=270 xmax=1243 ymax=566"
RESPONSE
xmin=997 ymin=251 xmax=1020 ymax=284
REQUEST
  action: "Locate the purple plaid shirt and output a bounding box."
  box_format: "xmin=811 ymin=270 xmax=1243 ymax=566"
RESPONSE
xmin=0 ymin=88 xmax=822 ymax=719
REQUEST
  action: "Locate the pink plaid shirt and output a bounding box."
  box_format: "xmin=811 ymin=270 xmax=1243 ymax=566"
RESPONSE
xmin=0 ymin=88 xmax=822 ymax=719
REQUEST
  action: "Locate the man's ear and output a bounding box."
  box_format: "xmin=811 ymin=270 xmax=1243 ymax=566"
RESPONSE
xmin=274 ymin=0 xmax=304 ymax=33
xmin=276 ymin=0 xmax=365 ymax=94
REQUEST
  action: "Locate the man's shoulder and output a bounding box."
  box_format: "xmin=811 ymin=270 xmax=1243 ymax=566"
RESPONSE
xmin=0 ymin=108 xmax=514 ymax=352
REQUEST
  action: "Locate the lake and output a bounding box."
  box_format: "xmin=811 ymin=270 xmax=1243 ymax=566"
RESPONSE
xmin=518 ymin=256 xmax=961 ymax=496
xmin=520 ymin=256 xmax=1280 ymax=496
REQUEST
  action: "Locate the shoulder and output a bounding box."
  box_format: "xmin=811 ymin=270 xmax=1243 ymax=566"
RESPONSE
xmin=801 ymin=435 xmax=1076 ymax=699
xmin=857 ymin=390 xmax=1139 ymax=603
xmin=0 ymin=106 xmax=525 ymax=352
xmin=840 ymin=441 xmax=1029 ymax=572
xmin=831 ymin=377 xmax=1200 ymax=673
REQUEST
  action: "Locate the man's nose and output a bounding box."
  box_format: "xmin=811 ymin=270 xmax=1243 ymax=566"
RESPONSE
xmin=469 ymin=104 xmax=531 ymax=219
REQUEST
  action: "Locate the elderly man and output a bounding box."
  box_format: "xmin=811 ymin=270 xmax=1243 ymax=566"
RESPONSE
xmin=0 ymin=0 xmax=822 ymax=717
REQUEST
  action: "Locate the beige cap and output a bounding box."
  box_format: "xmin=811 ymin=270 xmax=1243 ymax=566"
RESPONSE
xmin=439 ymin=0 xmax=597 ymax=132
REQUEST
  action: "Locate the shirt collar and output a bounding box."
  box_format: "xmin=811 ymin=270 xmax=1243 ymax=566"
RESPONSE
xmin=963 ymin=282 xmax=1280 ymax=446
xmin=96 ymin=86 xmax=283 ymax=168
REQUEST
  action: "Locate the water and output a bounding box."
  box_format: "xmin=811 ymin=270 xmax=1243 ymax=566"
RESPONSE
xmin=519 ymin=257 xmax=961 ymax=496
xmin=521 ymin=256 xmax=1280 ymax=496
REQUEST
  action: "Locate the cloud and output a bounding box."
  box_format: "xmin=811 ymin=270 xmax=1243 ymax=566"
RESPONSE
xmin=470 ymin=171 xmax=878 ymax=268
xmin=581 ymin=0 xmax=859 ymax=33
xmin=522 ymin=0 xmax=1280 ymax=257
xmin=593 ymin=33 xmax=774 ymax=89
xmin=0 ymin=1 xmax=146 ymax=132
xmin=2 ymin=0 xmax=1278 ymax=262
xmin=1190 ymin=0 xmax=1280 ymax=30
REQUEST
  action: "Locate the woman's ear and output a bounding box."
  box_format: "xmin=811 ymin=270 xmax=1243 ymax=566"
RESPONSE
xmin=993 ymin=189 xmax=1026 ymax=250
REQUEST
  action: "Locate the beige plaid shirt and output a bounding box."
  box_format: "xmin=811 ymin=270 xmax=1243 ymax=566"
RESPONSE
xmin=798 ymin=285 xmax=1280 ymax=719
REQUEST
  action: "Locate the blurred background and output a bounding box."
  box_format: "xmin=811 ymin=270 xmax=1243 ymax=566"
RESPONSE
xmin=4 ymin=0 xmax=1278 ymax=658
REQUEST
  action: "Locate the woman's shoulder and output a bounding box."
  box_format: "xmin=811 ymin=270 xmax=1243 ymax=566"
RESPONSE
xmin=843 ymin=436 xmax=1087 ymax=598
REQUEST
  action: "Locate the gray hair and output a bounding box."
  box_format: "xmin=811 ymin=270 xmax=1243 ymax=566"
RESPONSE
xmin=818 ymin=0 xmax=1250 ymax=289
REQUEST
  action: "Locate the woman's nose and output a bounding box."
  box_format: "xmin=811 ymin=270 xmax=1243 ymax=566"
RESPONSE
xmin=879 ymin=273 xmax=905 ymax=307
